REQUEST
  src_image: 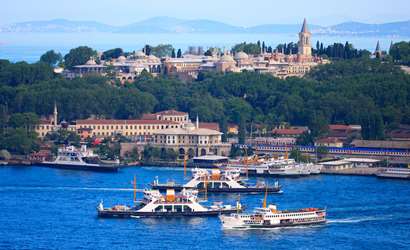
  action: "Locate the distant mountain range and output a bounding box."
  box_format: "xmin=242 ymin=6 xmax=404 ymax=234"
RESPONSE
xmin=1 ymin=17 xmax=410 ymax=36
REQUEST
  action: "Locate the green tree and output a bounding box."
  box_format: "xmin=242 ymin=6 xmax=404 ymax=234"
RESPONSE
xmin=64 ymin=46 xmax=97 ymax=69
xmin=101 ymin=48 xmax=123 ymax=60
xmin=151 ymin=44 xmax=174 ymax=57
xmin=40 ymin=50 xmax=62 ymax=66
xmin=238 ymin=116 xmax=246 ymax=144
xmin=177 ymin=49 xmax=182 ymax=58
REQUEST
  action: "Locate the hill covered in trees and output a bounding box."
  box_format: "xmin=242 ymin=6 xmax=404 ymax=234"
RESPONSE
xmin=1 ymin=57 xmax=410 ymax=154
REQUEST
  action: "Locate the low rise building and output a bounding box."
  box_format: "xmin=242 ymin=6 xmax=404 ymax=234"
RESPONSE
xmin=315 ymin=137 xmax=343 ymax=148
xmin=319 ymin=160 xmax=353 ymax=171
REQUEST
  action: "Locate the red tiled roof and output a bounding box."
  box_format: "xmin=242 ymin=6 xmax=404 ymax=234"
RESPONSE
xmin=154 ymin=110 xmax=187 ymax=116
xmin=316 ymin=137 xmax=342 ymax=143
xmin=329 ymin=124 xmax=351 ymax=131
xmin=38 ymin=119 xmax=53 ymax=125
xmin=141 ymin=114 xmax=157 ymax=120
xmin=272 ymin=128 xmax=306 ymax=135
xmin=75 ymin=119 xmax=178 ymax=125
xmin=199 ymin=122 xmax=220 ymax=131
xmin=387 ymin=129 xmax=410 ymax=139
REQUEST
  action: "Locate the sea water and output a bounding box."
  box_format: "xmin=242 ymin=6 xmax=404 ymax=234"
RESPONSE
xmin=0 ymin=166 xmax=409 ymax=249
xmin=0 ymin=32 xmax=408 ymax=63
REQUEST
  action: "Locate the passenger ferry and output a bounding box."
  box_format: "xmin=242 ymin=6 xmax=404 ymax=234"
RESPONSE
xmin=40 ymin=145 xmax=119 ymax=172
xmin=219 ymin=204 xmax=326 ymax=229
xmin=230 ymin=156 xmax=321 ymax=177
xmin=151 ymin=168 xmax=282 ymax=194
xmin=97 ymin=188 xmax=242 ymax=218
xmin=376 ymin=167 xmax=410 ymax=180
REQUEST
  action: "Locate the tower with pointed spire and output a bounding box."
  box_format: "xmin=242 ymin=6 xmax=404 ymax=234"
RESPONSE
xmin=375 ymin=41 xmax=382 ymax=59
xmin=53 ymin=102 xmax=58 ymax=127
xmin=298 ymin=18 xmax=312 ymax=56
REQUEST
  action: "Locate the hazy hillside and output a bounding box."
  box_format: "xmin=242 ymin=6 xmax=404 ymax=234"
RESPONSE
xmin=1 ymin=17 xmax=409 ymax=36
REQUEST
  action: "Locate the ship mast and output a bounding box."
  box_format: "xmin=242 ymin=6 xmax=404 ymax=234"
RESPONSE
xmin=133 ymin=175 xmax=137 ymax=203
xmin=262 ymin=185 xmax=268 ymax=208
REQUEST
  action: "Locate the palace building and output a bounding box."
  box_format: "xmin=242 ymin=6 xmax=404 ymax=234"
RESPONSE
xmin=152 ymin=117 xmax=231 ymax=158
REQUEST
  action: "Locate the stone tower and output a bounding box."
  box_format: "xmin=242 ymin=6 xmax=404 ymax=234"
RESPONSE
xmin=53 ymin=102 xmax=58 ymax=127
xmin=298 ymin=18 xmax=312 ymax=56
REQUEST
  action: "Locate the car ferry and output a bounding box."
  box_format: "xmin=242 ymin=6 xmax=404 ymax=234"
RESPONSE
xmin=40 ymin=145 xmax=119 ymax=172
xmin=97 ymin=188 xmax=242 ymax=218
xmin=151 ymin=168 xmax=282 ymax=194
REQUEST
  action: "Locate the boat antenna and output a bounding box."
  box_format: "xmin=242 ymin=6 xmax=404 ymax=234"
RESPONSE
xmin=183 ymin=153 xmax=187 ymax=178
xmin=237 ymin=195 xmax=241 ymax=214
xmin=244 ymin=147 xmax=249 ymax=179
xmin=204 ymin=174 xmax=208 ymax=201
xmin=262 ymin=185 xmax=268 ymax=208
xmin=133 ymin=175 xmax=137 ymax=203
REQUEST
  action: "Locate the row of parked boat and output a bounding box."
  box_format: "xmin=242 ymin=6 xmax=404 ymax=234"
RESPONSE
xmin=226 ymin=156 xmax=323 ymax=177
xmin=98 ymin=169 xmax=327 ymax=229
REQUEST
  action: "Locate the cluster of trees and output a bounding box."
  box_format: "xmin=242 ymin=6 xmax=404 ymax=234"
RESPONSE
xmin=389 ymin=41 xmax=410 ymax=66
xmin=101 ymin=48 xmax=124 ymax=60
xmin=143 ymin=44 xmax=177 ymax=58
xmin=232 ymin=41 xmax=272 ymax=55
xmin=0 ymin=112 xmax=40 ymax=155
xmin=142 ymin=146 xmax=178 ymax=162
xmin=64 ymin=46 xmax=97 ymax=69
xmin=1 ymin=54 xmax=410 ymax=155
xmin=276 ymin=43 xmax=298 ymax=54
xmin=314 ymin=41 xmax=371 ymax=59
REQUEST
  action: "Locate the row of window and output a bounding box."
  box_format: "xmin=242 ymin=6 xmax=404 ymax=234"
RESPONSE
xmin=78 ymin=124 xmax=179 ymax=130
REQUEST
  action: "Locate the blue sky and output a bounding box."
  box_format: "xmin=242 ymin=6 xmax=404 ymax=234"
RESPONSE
xmin=1 ymin=0 xmax=409 ymax=26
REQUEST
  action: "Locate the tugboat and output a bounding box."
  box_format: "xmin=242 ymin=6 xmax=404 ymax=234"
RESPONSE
xmin=40 ymin=145 xmax=119 ymax=172
xmin=151 ymin=168 xmax=282 ymax=194
xmin=219 ymin=190 xmax=326 ymax=229
xmin=97 ymin=188 xmax=242 ymax=218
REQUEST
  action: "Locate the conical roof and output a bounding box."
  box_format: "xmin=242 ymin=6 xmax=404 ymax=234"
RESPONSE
xmin=375 ymin=41 xmax=381 ymax=52
xmin=301 ymin=18 xmax=309 ymax=33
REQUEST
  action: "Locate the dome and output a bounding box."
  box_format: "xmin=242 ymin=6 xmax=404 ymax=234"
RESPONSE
xmin=134 ymin=51 xmax=146 ymax=58
xmin=235 ymin=51 xmax=249 ymax=60
xmin=85 ymin=59 xmax=97 ymax=65
xmin=117 ymin=56 xmax=127 ymax=62
xmin=220 ymin=54 xmax=235 ymax=62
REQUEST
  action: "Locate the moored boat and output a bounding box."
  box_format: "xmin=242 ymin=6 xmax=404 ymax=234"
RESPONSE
xmin=376 ymin=167 xmax=410 ymax=180
xmin=40 ymin=145 xmax=119 ymax=172
xmin=151 ymin=168 xmax=282 ymax=194
xmin=97 ymin=188 xmax=242 ymax=218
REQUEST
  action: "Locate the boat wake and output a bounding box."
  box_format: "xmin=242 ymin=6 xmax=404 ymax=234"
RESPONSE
xmin=327 ymin=215 xmax=392 ymax=224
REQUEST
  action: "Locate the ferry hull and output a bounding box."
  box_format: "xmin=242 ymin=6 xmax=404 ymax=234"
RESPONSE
xmin=222 ymin=219 xmax=326 ymax=229
xmin=151 ymin=185 xmax=282 ymax=194
xmin=244 ymin=170 xmax=310 ymax=178
xmin=39 ymin=162 xmax=119 ymax=172
xmin=97 ymin=208 xmax=240 ymax=218
xmin=376 ymin=174 xmax=410 ymax=180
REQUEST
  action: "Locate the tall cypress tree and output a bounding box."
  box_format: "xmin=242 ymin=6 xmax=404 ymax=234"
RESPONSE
xmin=177 ymin=49 xmax=182 ymax=58
xmin=171 ymin=49 xmax=176 ymax=58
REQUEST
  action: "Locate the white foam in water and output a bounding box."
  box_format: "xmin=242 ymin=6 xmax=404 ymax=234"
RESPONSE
xmin=327 ymin=216 xmax=392 ymax=224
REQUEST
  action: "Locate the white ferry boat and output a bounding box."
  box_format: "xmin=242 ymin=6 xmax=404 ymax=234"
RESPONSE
xmin=220 ymin=204 xmax=326 ymax=229
xmin=232 ymin=157 xmax=320 ymax=177
xmin=97 ymin=188 xmax=242 ymax=218
xmin=151 ymin=168 xmax=282 ymax=194
xmin=376 ymin=167 xmax=410 ymax=180
xmin=40 ymin=145 xmax=119 ymax=172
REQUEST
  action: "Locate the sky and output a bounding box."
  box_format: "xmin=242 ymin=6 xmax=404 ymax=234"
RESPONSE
xmin=1 ymin=0 xmax=409 ymax=26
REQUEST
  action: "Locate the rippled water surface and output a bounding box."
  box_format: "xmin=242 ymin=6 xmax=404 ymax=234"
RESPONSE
xmin=0 ymin=166 xmax=409 ymax=250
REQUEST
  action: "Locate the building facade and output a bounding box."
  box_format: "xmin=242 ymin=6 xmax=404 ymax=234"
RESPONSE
xmin=152 ymin=122 xmax=231 ymax=158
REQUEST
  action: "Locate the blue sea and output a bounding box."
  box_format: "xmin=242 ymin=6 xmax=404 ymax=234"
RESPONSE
xmin=0 ymin=32 xmax=409 ymax=63
xmin=0 ymin=166 xmax=409 ymax=250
